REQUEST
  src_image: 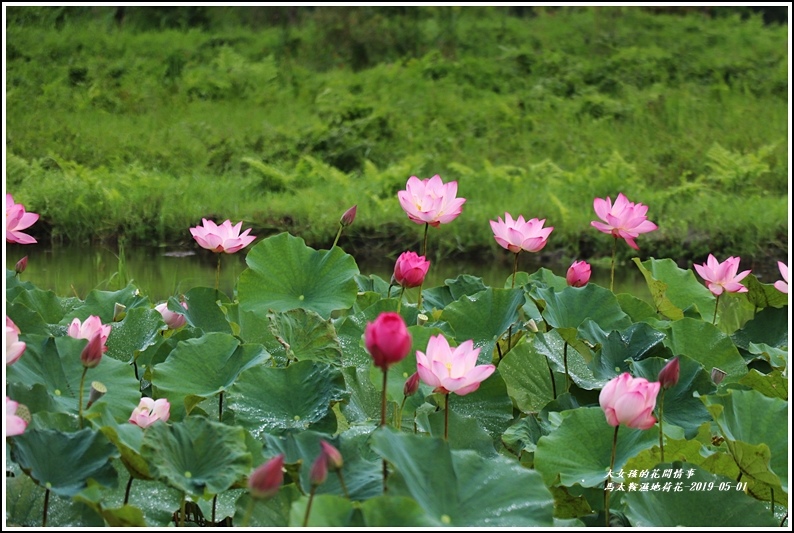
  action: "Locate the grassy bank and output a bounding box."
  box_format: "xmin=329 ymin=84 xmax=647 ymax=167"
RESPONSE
xmin=5 ymin=7 xmax=789 ymax=265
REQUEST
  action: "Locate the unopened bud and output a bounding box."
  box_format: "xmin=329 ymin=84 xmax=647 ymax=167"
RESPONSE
xmin=711 ymin=367 xmax=727 ymax=385
xmin=113 ymin=303 xmax=127 ymax=322
xmin=248 ymin=455 xmax=285 ymax=499
xmin=340 ymin=205 xmax=357 ymax=227
xmin=309 ymin=453 xmax=328 ymax=487
xmin=80 ymin=333 xmax=105 ymax=368
xmin=86 ymin=381 xmax=107 ymax=409
xmin=657 ymin=356 xmax=680 ymax=390
xmin=525 ymin=319 xmax=538 ymax=333
xmin=403 ymin=372 xmax=420 ymax=397
xmin=320 ymin=440 xmax=344 ymax=471
xmin=15 ymin=256 xmax=28 ymax=275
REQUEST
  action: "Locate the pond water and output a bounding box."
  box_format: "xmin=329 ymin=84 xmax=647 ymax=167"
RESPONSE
xmin=6 ymin=242 xmax=652 ymax=304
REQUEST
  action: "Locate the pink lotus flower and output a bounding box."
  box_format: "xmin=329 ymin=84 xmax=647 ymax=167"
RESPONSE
xmin=393 ymin=251 xmax=431 ymax=289
xmin=693 ymin=254 xmax=751 ymax=296
xmin=6 ymin=194 xmax=39 ymax=244
xmin=599 ymin=373 xmax=660 ymax=430
xmin=190 ymin=218 xmax=256 ymax=254
xmin=365 ymin=312 xmax=412 ymax=371
xmin=397 ymin=175 xmax=466 ymax=227
xmin=67 ymin=315 xmax=112 ymax=348
xmin=590 ymin=193 xmax=657 ymax=250
xmin=657 ymin=356 xmax=680 ymax=390
xmin=416 ymin=335 xmax=495 ymax=396
xmin=129 ymin=397 xmax=171 ymax=428
xmin=774 ymin=261 xmax=788 ymax=294
xmin=155 ymin=301 xmax=188 ymax=329
xmin=6 ymin=397 xmax=27 ymax=436
xmin=248 ymin=455 xmax=285 ymax=499
xmin=490 ymin=213 xmax=554 ymax=254
xmin=566 ymin=260 xmax=592 ymax=287
xmin=6 ymin=316 xmax=26 ymax=366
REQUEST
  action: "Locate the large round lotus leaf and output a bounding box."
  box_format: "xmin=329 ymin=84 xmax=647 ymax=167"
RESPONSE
xmin=633 ymin=355 xmax=715 ymax=439
xmin=371 ymin=429 xmax=555 ymax=526
xmin=499 ymin=340 xmax=569 ymax=412
xmin=66 ymin=284 xmax=150 ymax=324
xmin=181 ymin=287 xmax=233 ymax=333
xmin=267 ymin=308 xmax=343 ymax=366
xmin=736 ymin=369 xmax=787 ymax=400
xmin=731 ymin=305 xmax=789 ymax=355
xmin=226 ymin=360 xmax=347 ymax=438
xmin=422 ymin=274 xmax=488 ymax=311
xmin=742 ymin=273 xmax=788 ymax=309
xmin=439 ymin=288 xmax=525 ymax=364
xmin=632 ymin=257 xmax=715 ymax=321
xmin=11 ymin=286 xmax=79 ymax=326
xmin=534 ymin=407 xmax=658 ymax=488
xmin=359 ymin=495 xmax=438 ymax=526
xmin=415 ymin=407 xmax=497 ymax=457
xmin=289 ymin=494 xmax=356 ymax=527
xmin=10 ymin=427 xmax=119 ymax=498
xmin=538 ymin=284 xmax=632 ymax=333
xmin=5 ymin=473 xmax=104 ymax=527
xmin=141 ymin=416 xmax=251 ymax=498
xmin=5 ymin=334 xmax=141 ymax=423
xmin=238 ymin=233 xmax=359 ymax=319
xmin=623 ymin=462 xmax=780 ymax=527
xmin=663 ymin=318 xmax=748 ymax=382
xmin=105 ymin=307 xmax=165 ymax=363
xmin=149 ymin=332 xmax=269 ymax=420
xmin=702 ymin=389 xmax=788 ymax=495
xmin=590 ymin=323 xmax=670 ymax=380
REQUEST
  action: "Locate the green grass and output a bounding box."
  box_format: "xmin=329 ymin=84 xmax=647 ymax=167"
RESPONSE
xmin=5 ymin=7 xmax=788 ymax=265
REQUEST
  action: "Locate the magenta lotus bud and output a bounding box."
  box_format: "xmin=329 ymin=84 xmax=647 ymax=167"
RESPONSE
xmin=657 ymin=357 xmax=680 ymax=390
xmin=393 ymin=251 xmax=430 ymax=289
xmin=248 ymin=455 xmax=285 ymax=499
xmin=599 ymin=373 xmax=660 ymax=430
xmin=711 ymin=367 xmax=727 ymax=385
xmin=340 ymin=205 xmax=357 ymax=227
xmin=80 ymin=332 xmax=106 ymax=368
xmin=364 ymin=312 xmax=412 ymax=371
xmin=309 ymin=453 xmax=328 ymax=487
xmin=15 ymin=256 xmax=28 ymax=274
xmin=320 ymin=440 xmax=344 ymax=472
xmin=566 ymin=260 xmax=591 ymax=287
xmin=403 ymin=372 xmax=420 ymax=397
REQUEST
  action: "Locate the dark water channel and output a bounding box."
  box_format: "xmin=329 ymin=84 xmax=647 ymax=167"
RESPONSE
xmin=6 ymin=242 xmax=651 ymax=305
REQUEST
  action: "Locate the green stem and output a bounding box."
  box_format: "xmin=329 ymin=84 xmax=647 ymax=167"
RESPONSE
xmin=546 ymin=358 xmax=557 ymax=400
xmin=605 ymin=425 xmax=620 ymax=527
xmin=180 ymin=493 xmax=186 ymax=527
xmin=381 ymin=370 xmax=388 ymax=427
xmin=216 ymin=253 xmax=222 ymax=293
xmin=331 ymin=223 xmax=343 ymax=249
xmin=713 ymin=293 xmax=721 ymax=325
xmin=659 ymin=389 xmax=666 ymax=462
xmin=507 ymin=252 xmax=520 ymax=353
xmin=397 ymin=286 xmax=405 ymax=314
xmin=43 ymin=488 xmax=50 ymax=527
xmin=242 ymin=496 xmax=255 ymax=528
xmin=444 ymin=392 xmax=450 ymax=441
xmin=418 ymin=223 xmax=429 ymax=310
xmin=303 ymin=486 xmax=317 ymax=527
xmin=78 ymin=367 xmax=88 ymax=429
xmin=124 ymin=476 xmax=134 ymax=505
xmin=336 ymin=470 xmax=350 ymax=499
xmin=610 ymin=236 xmax=617 ymax=292
xmin=397 ymin=395 xmax=408 ymax=430
xmin=212 ymin=391 xmax=225 ymax=523
xmin=563 ymin=342 xmax=570 ymax=392
xmin=770 ymin=488 xmax=774 ymax=514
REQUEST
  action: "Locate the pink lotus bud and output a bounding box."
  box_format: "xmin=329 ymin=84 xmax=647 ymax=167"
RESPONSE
xmin=340 ymin=205 xmax=357 ymax=227
xmin=6 ymin=397 xmax=28 ymax=436
xmin=309 ymin=453 xmax=328 ymax=487
xmin=320 ymin=440 xmax=344 ymax=472
xmin=15 ymin=256 xmax=28 ymax=274
xmin=364 ymin=312 xmax=412 ymax=371
xmin=155 ymin=301 xmax=188 ymax=329
xmin=81 ymin=332 xmax=106 ymax=368
xmin=248 ymin=455 xmax=285 ymax=499
xmin=566 ymin=260 xmax=591 ymax=287
xmin=403 ymin=371 xmax=420 ymax=397
xmin=393 ymin=251 xmax=430 ymax=289
xmin=657 ymin=357 xmax=680 ymax=390
xmin=67 ymin=316 xmax=111 ymax=350
xmin=6 ymin=316 xmax=26 ymax=366
xmin=599 ymin=373 xmax=660 ymax=430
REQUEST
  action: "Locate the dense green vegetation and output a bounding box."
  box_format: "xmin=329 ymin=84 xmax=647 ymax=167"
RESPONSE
xmin=5 ymin=6 xmax=789 ymax=266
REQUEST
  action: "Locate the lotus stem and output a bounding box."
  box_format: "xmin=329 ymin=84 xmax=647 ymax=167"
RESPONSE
xmin=397 ymin=286 xmax=405 ymax=314
xmin=610 ymin=236 xmax=617 ymax=292
xmin=216 ymin=254 xmax=222 ymax=293
xmin=42 ymin=488 xmax=50 ymax=527
xmin=336 ymin=470 xmax=350 ymax=499
xmin=563 ymin=341 xmax=570 ymax=392
xmin=242 ymin=496 xmax=255 ymax=528
xmin=658 ymin=389 xmax=666 ymax=462
xmin=331 ymin=223 xmax=343 ymax=249
xmin=78 ymin=367 xmax=88 ymax=429
xmin=124 ymin=476 xmax=134 ymax=505
xmin=605 ymin=425 xmax=619 ymax=527
xmin=303 ymin=486 xmax=317 ymax=527
xmin=546 ymin=358 xmax=557 ymax=399
xmin=417 ymin=223 xmax=429 ymax=310
xmin=713 ymin=293 xmax=721 ymax=325
xmin=507 ymin=252 xmax=521 ymax=353
xmin=381 ymin=368 xmax=389 ymax=493
xmin=444 ymin=392 xmax=450 ymax=441
xmin=212 ymin=391 xmax=225 ymax=523
xmin=180 ymin=493 xmax=186 ymax=527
